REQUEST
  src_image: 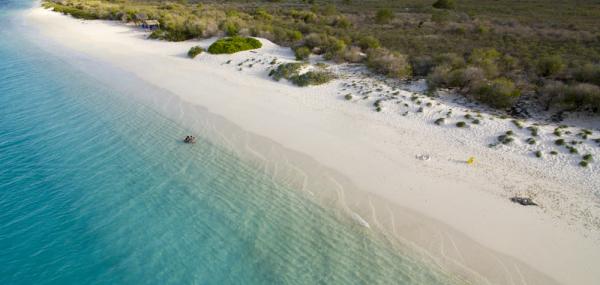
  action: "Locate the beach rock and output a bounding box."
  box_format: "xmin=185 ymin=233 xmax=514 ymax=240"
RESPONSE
xmin=510 ymin=196 xmax=537 ymax=206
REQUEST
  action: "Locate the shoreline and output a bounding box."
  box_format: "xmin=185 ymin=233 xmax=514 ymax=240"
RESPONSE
xmin=21 ymin=6 xmax=600 ymax=284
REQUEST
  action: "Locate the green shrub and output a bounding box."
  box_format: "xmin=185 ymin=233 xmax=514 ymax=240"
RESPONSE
xmin=563 ymin=83 xmax=600 ymax=110
xmin=472 ymin=78 xmax=521 ymax=108
xmin=411 ymin=56 xmax=435 ymax=76
xmin=294 ymin=46 xmax=311 ymax=60
xmin=47 ymin=3 xmax=99 ymax=20
xmin=367 ymin=48 xmax=412 ymax=78
xmin=555 ymin=139 xmax=565 ymax=146
xmin=456 ymin=121 xmax=467 ymax=128
xmin=270 ymin=63 xmax=304 ymax=81
xmin=254 ymin=8 xmax=273 ymax=21
xmin=527 ymin=126 xmax=539 ymax=136
xmin=574 ymin=63 xmax=600 ymax=85
xmin=270 ymin=63 xmax=335 ymax=86
xmin=375 ymin=8 xmax=394 ymax=24
xmin=434 ymin=118 xmax=445 ymax=125
xmin=344 ymin=94 xmax=353 ymax=100
xmin=187 ymin=46 xmax=204 ymax=58
xmin=498 ymin=134 xmax=514 ymax=145
xmin=357 ymin=35 xmax=380 ymax=51
xmin=583 ymin=154 xmax=593 ymax=161
xmin=207 ymin=37 xmax=262 ymax=54
xmin=469 ymin=48 xmax=501 ymax=77
xmin=535 ymin=150 xmax=542 ymax=158
xmin=433 ymin=0 xmax=456 ymax=9
xmin=289 ymin=71 xmax=335 ymax=86
xmin=579 ymin=161 xmax=589 ymax=167
xmin=536 ymin=55 xmax=565 ymax=77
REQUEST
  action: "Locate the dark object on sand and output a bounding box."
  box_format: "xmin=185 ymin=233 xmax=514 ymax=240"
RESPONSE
xmin=510 ymin=196 xmax=537 ymax=206
xmin=183 ymin=136 xmax=196 ymax=144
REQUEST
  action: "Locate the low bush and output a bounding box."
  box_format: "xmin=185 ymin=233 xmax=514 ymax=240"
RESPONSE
xmin=563 ymin=83 xmax=600 ymax=110
xmin=498 ymin=134 xmax=514 ymax=145
xmin=433 ymin=0 xmax=456 ymax=10
xmin=187 ymin=46 xmax=204 ymax=58
xmin=573 ymin=63 xmax=600 ymax=85
xmin=472 ymin=78 xmax=521 ymax=108
xmin=207 ymin=37 xmax=262 ymax=54
xmin=367 ymin=48 xmax=412 ymax=78
xmin=46 ymin=3 xmax=99 ymax=20
xmin=456 ymin=121 xmax=467 ymax=128
xmin=294 ymin=46 xmax=311 ymax=60
xmin=289 ymin=71 xmax=335 ymax=86
xmin=375 ymin=8 xmax=394 ymax=24
xmin=270 ymin=63 xmax=335 ymax=86
xmin=434 ymin=118 xmax=445 ymax=125
xmin=357 ymin=35 xmax=380 ymax=51
xmin=270 ymin=63 xmax=304 ymax=81
xmin=555 ymin=139 xmax=565 ymax=145
xmin=536 ymin=55 xmax=565 ymax=77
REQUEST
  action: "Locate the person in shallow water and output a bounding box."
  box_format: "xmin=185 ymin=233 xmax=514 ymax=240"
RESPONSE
xmin=183 ymin=136 xmax=196 ymax=144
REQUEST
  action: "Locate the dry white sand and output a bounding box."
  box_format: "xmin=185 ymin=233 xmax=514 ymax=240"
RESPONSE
xmin=23 ymin=6 xmax=600 ymax=284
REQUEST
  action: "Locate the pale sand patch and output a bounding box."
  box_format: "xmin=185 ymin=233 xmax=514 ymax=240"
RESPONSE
xmin=21 ymin=6 xmax=600 ymax=284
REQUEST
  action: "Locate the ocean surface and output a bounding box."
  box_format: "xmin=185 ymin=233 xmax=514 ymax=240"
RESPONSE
xmin=0 ymin=1 xmax=465 ymax=284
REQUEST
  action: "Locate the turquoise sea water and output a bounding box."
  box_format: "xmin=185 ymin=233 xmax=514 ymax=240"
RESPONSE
xmin=0 ymin=2 xmax=466 ymax=284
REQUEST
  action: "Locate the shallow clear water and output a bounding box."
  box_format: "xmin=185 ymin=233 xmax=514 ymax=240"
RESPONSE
xmin=0 ymin=2 xmax=465 ymax=284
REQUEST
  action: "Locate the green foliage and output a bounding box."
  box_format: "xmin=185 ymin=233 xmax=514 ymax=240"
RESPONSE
xmin=357 ymin=35 xmax=380 ymax=51
xmin=367 ymin=48 xmax=412 ymax=78
xmin=456 ymin=121 xmax=467 ymax=128
xmin=207 ymin=37 xmax=262 ymax=54
xmin=433 ymin=0 xmax=456 ymax=10
xmin=270 ymin=63 xmax=304 ymax=81
xmin=43 ymin=0 xmax=600 ymax=113
xmin=574 ymin=63 xmax=600 ymax=85
xmin=472 ymin=78 xmax=521 ymax=108
xmin=536 ymin=55 xmax=565 ymax=77
xmin=270 ymin=63 xmax=335 ymax=86
xmin=44 ymin=3 xmax=98 ymax=19
xmin=375 ymin=8 xmax=394 ymax=24
xmin=469 ymin=48 xmax=501 ymax=77
xmin=187 ymin=46 xmax=204 ymax=58
xmin=290 ymin=71 xmax=335 ymax=86
xmin=294 ymin=46 xmax=311 ymax=60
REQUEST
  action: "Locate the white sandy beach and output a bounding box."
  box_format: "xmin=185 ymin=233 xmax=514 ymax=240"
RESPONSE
xmin=22 ymin=6 xmax=600 ymax=284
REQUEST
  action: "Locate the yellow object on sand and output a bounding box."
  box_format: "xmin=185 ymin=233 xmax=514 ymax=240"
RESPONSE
xmin=466 ymin=157 xmax=475 ymax=165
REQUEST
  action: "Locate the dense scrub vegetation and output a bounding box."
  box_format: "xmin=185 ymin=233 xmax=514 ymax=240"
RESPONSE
xmin=207 ymin=37 xmax=262 ymax=54
xmin=42 ymin=0 xmax=600 ymax=113
xmin=270 ymin=62 xmax=335 ymax=86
